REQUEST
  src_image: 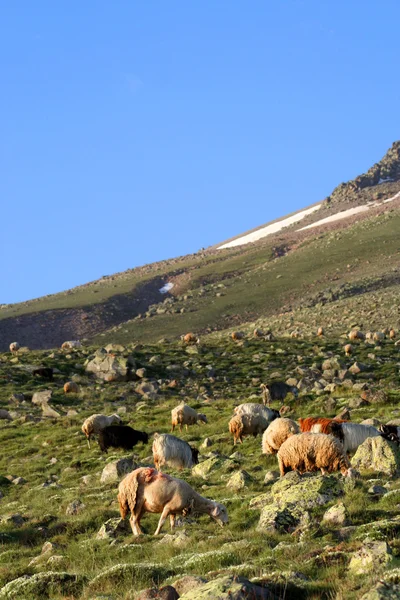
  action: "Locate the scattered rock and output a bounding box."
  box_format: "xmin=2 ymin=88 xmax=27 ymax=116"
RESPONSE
xmin=351 ymin=437 xmax=400 ymax=476
xmin=348 ymin=541 xmax=393 ymax=574
xmin=86 ymin=352 xmax=136 ymax=382
xmin=0 ymin=572 xmax=86 ymax=599
xmin=65 ymin=500 xmax=86 ymax=515
xmin=226 ymin=470 xmax=252 ymax=491
xmin=178 ymin=575 xmax=273 ymax=599
xmin=96 ymin=518 xmax=129 ymax=540
xmin=32 ymin=390 xmax=52 ymax=406
xmin=100 ymin=458 xmax=137 ymax=484
xmin=322 ymin=502 xmax=349 ymax=526
xmin=136 ymin=586 xmax=179 ymax=600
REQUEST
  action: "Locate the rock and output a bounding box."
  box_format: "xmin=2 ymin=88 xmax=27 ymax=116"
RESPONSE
xmin=361 ymin=582 xmax=400 ymax=599
xmin=349 ymin=362 xmax=367 ymax=374
xmin=85 ymin=352 xmax=136 ymax=382
xmin=32 ymin=390 xmax=52 ymax=406
xmin=9 ymin=393 xmax=25 ymax=404
xmin=11 ymin=476 xmax=27 ymax=485
xmin=0 ymin=409 xmax=12 ymax=421
xmin=348 ymin=541 xmax=393 ymax=574
xmin=96 ymin=518 xmax=129 ymax=540
xmin=65 ymin=500 xmax=86 ymax=515
xmin=362 ymin=418 xmax=381 ymax=426
xmin=368 ymin=485 xmax=388 ymax=496
xmin=258 ymin=504 xmax=299 ymax=533
xmin=104 ymin=343 xmax=125 ymax=353
xmin=172 ymin=576 xmax=207 ymax=596
xmin=348 ymin=397 xmax=370 ymax=409
xmin=336 ymin=408 xmax=351 ymax=420
xmin=352 ymin=382 xmax=369 ymax=391
xmin=192 ymin=456 xmax=228 ymax=479
xmin=178 ymin=575 xmax=273 ymax=599
xmin=136 ymin=368 xmax=147 ymax=378
xmin=322 ymin=358 xmax=343 ymax=372
xmin=136 ymin=381 xmax=159 ymax=400
xmin=226 ymin=470 xmax=252 ymax=491
xmin=0 ymin=572 xmax=86 ymax=599
xmin=264 ymin=471 xmax=279 ymax=485
xmin=100 ymin=458 xmax=137 ymax=484
xmin=1 ymin=514 xmax=25 ymax=527
xmin=269 ymin=472 xmax=344 ymax=509
xmin=42 ymin=404 xmax=61 ymax=419
xmin=136 ymin=586 xmax=179 ymax=600
xmin=322 ymin=502 xmax=349 ymax=526
xmin=351 ymin=437 xmax=400 ymax=476
xmin=201 ymin=438 xmax=213 ymax=448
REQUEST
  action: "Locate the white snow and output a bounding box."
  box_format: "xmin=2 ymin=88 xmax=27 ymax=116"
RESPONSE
xmin=378 ymin=177 xmax=394 ymax=184
xmin=383 ymin=191 xmax=400 ymax=203
xmin=298 ymin=206 xmax=370 ymax=231
xmin=217 ymin=204 xmax=322 ymax=249
xmin=159 ymin=282 xmax=174 ymax=294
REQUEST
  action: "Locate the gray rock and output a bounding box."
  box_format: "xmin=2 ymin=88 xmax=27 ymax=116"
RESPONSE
xmin=32 ymin=390 xmax=52 ymax=406
xmin=42 ymin=404 xmax=61 ymax=418
xmin=86 ymin=353 xmax=135 ymax=382
xmin=0 ymin=572 xmax=86 ymax=599
xmin=201 ymin=437 xmax=213 ymax=448
xmin=65 ymin=500 xmax=86 ymax=515
xmin=96 ymin=518 xmax=129 ymax=540
xmin=100 ymin=457 xmax=137 ymax=484
xmin=226 ymin=470 xmax=252 ymax=491
xmin=178 ymin=575 xmax=273 ymax=599
xmin=322 ymin=502 xmax=349 ymax=526
xmin=351 ymin=437 xmax=400 ymax=476
xmin=172 ymin=575 xmax=207 ymax=596
xmin=348 ymin=541 xmax=393 ymax=574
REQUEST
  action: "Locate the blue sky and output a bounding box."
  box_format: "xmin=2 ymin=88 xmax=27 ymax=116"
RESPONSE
xmin=1 ymin=1 xmax=399 ymax=304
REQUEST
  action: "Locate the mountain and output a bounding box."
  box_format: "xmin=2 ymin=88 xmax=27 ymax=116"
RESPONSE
xmin=1 ymin=141 xmax=400 ymax=350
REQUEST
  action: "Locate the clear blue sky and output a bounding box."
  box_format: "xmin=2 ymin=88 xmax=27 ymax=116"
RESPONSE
xmin=1 ymin=1 xmax=399 ymax=304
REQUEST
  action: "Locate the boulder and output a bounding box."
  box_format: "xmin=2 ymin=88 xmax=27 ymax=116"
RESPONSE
xmin=42 ymin=404 xmax=61 ymax=419
xmin=32 ymin=390 xmax=52 ymax=406
xmin=178 ymin=575 xmax=273 ymax=599
xmin=85 ymin=352 xmax=135 ymax=382
xmin=96 ymin=518 xmax=129 ymax=540
xmin=100 ymin=458 xmax=137 ymax=484
xmin=65 ymin=500 xmax=85 ymax=516
xmin=226 ymin=470 xmax=252 ymax=491
xmin=0 ymin=572 xmax=86 ymax=599
xmin=322 ymin=502 xmax=349 ymax=526
xmin=348 ymin=541 xmax=393 ymax=574
xmin=0 ymin=409 xmax=12 ymax=421
xmin=351 ymin=437 xmax=400 ymax=476
xmin=136 ymin=381 xmax=159 ymax=399
xmin=268 ymin=472 xmax=344 ymax=509
xmin=361 ymin=582 xmax=400 ymax=599
xmin=192 ymin=456 xmax=233 ymax=479
xmin=172 ymin=576 xmax=207 ymax=596
xmin=136 ymin=586 xmax=179 ymax=600
xmin=258 ymin=504 xmax=299 ymax=533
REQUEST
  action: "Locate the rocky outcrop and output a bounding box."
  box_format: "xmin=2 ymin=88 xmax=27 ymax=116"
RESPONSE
xmin=0 ymin=572 xmax=86 ymax=599
xmin=351 ymin=437 xmax=400 ymax=476
xmin=85 ymin=349 xmax=136 ymax=382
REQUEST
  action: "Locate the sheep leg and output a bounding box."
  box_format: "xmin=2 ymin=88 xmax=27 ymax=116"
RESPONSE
xmin=169 ymin=514 xmax=176 ymax=531
xmin=129 ymin=515 xmax=143 ymax=536
xmin=154 ymin=506 xmax=170 ymax=535
xmin=87 ymin=436 xmax=91 ymax=449
xmin=185 ymin=424 xmax=188 ymax=432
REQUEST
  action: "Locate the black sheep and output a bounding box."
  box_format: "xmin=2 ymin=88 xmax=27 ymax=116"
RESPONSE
xmin=98 ymin=425 xmax=149 ymax=453
xmin=261 ymin=382 xmax=299 ymax=406
xmin=190 ymin=445 xmax=199 ymax=465
xmin=33 ymin=367 xmax=54 ymax=381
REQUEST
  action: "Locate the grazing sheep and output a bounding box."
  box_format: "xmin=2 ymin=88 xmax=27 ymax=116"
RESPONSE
xmin=32 ymin=367 xmax=54 ymax=381
xmin=253 ymin=328 xmax=264 ymax=338
xmin=260 ymin=382 xmax=299 ymax=406
xmin=61 ymin=340 xmax=82 ymax=350
xmin=81 ymin=413 xmax=123 ymax=448
xmin=340 ymin=422 xmax=380 ymax=454
xmin=118 ymin=467 xmax=228 ymax=536
xmin=234 ymin=402 xmax=279 ymax=421
xmin=348 ymin=330 xmax=365 ymax=341
xmin=98 ymin=425 xmax=148 ymax=453
xmin=365 ymin=331 xmax=374 ymax=341
xmin=63 ymin=381 xmax=79 ymax=394
xmin=171 ymin=402 xmax=207 ymax=432
xmin=373 ymin=331 xmax=385 ymax=342
xmin=389 ymin=329 xmax=396 ymax=340
xmin=229 ymin=412 xmax=273 ymax=445
xmin=231 ymin=331 xmax=245 ymax=341
xmin=181 ymin=333 xmax=199 ymax=345
xmin=379 ymin=424 xmax=400 ymax=444
xmin=344 ymin=344 xmax=353 ymax=356
xmin=317 ymin=327 xmax=324 ymax=336
xmin=9 ymin=342 xmax=20 ymax=353
xmin=299 ymin=417 xmax=346 ymax=444
xmin=262 ymin=418 xmax=300 ymax=455
xmin=152 ymin=433 xmax=199 ymax=471
xmin=277 ymin=433 xmax=354 ymax=477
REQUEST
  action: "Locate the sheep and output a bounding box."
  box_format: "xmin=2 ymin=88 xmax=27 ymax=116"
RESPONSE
xmin=234 ymin=402 xmax=279 ymax=421
xmin=277 ymin=433 xmax=354 ymax=477
xmin=229 ymin=411 xmax=274 ymax=445
xmin=348 ymin=330 xmax=365 ymax=341
xmin=290 ymin=329 xmax=301 ymax=339
xmin=181 ymin=333 xmax=199 ymax=345
xmin=231 ymin=331 xmax=245 ymax=341
xmin=171 ymin=402 xmax=207 ymax=432
xmin=299 ymin=417 xmax=346 ymax=444
xmin=344 ymin=344 xmax=353 ymax=356
xmin=260 ymin=382 xmax=299 ymax=406
xmin=152 ymin=433 xmax=199 ymax=471
xmin=317 ymin=327 xmax=324 ymax=336
xmin=118 ymin=467 xmax=228 ymax=536
xmin=81 ymin=413 xmax=123 ymax=448
xmin=379 ymin=424 xmax=400 ymax=445
xmin=253 ymin=328 xmax=264 ymax=338
xmin=98 ymin=425 xmax=148 ymax=453
xmin=262 ymin=418 xmax=299 ymax=455
xmin=63 ymin=381 xmax=79 ymax=394
xmin=61 ymin=340 xmax=82 ymax=350
xmin=9 ymin=342 xmax=20 ymax=353
xmin=340 ymin=422 xmax=380 ymax=454
xmin=389 ymin=329 xmax=396 ymax=340
xmin=373 ymin=331 xmax=385 ymax=342
xmin=365 ymin=331 xmax=374 ymax=341
xmin=32 ymin=367 xmax=54 ymax=381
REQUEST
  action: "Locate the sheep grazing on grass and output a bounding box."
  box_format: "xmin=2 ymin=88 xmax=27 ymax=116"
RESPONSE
xmin=277 ymin=433 xmax=354 ymax=477
xmin=299 ymin=417 xmax=346 ymax=444
xmin=61 ymin=340 xmax=82 ymax=350
xmin=81 ymin=413 xmax=123 ymax=448
xmin=234 ymin=403 xmax=279 ymax=421
xmin=181 ymin=333 xmax=199 ymax=345
xmin=63 ymin=381 xmax=79 ymax=394
xmin=118 ymin=467 xmax=228 ymax=536
xmin=348 ymin=330 xmax=365 ymax=342
xmin=231 ymin=331 xmax=245 ymax=341
xmin=344 ymin=344 xmax=353 ymax=356
xmin=9 ymin=342 xmax=20 ymax=353
xmin=317 ymin=327 xmax=324 ymax=336
xmin=379 ymin=424 xmax=400 ymax=445
xmin=171 ymin=402 xmax=207 ymax=432
xmin=262 ymin=418 xmax=300 ymax=455
xmin=373 ymin=331 xmax=385 ymax=342
xmin=389 ymin=329 xmax=396 ymax=340
xmin=32 ymin=367 xmax=53 ymax=381
xmin=152 ymin=433 xmax=199 ymax=471
xmin=229 ymin=410 xmax=275 ymax=445
xmin=98 ymin=425 xmax=148 ymax=453
xmin=340 ymin=422 xmax=380 ymax=454
xmin=253 ymin=328 xmax=264 ymax=338
xmin=260 ymin=382 xmax=299 ymax=406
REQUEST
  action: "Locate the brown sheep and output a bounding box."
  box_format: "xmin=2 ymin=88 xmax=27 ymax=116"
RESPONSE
xmin=348 ymin=330 xmax=364 ymax=341
xmin=262 ymin=418 xmax=299 ymax=454
xmin=64 ymin=381 xmax=79 ymax=394
xmin=253 ymin=328 xmax=264 ymax=338
xmin=389 ymin=329 xmax=396 ymax=340
xmin=9 ymin=342 xmax=20 ymax=353
xmin=181 ymin=333 xmax=199 ymax=345
xmin=344 ymin=344 xmax=353 ymax=356
xmin=317 ymin=327 xmax=324 ymax=336
xmin=231 ymin=331 xmax=245 ymax=341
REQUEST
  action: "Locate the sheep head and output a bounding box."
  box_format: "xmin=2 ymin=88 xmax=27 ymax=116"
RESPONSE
xmin=210 ymin=503 xmax=229 ymax=526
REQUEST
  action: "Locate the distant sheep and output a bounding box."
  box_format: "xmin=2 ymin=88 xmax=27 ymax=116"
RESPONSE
xmin=344 ymin=344 xmax=353 ymax=356
xmin=81 ymin=413 xmax=123 ymax=448
xmin=63 ymin=381 xmax=79 ymax=394
xmin=171 ymin=402 xmax=207 ymax=432
xmin=253 ymin=328 xmax=264 ymax=338
xmin=261 ymin=382 xmax=299 ymax=406
xmin=61 ymin=340 xmax=82 ymax=350
xmin=231 ymin=331 xmax=245 ymax=341
xmin=262 ymin=418 xmax=299 ymax=455
xmin=348 ymin=330 xmax=364 ymax=341
xmin=290 ymin=330 xmax=301 ymax=339
xmin=32 ymin=367 xmax=54 ymax=381
xmin=98 ymin=425 xmax=148 ymax=453
xmin=181 ymin=333 xmax=199 ymax=345
xmin=373 ymin=332 xmax=385 ymax=342
xmin=9 ymin=342 xmax=20 ymax=353
xmin=152 ymin=433 xmax=199 ymax=471
xmin=317 ymin=327 xmax=324 ymax=336
xmin=234 ymin=403 xmax=279 ymax=421
xmin=277 ymin=433 xmax=354 ymax=477
xmin=389 ymin=329 xmax=396 ymax=340
xmin=118 ymin=467 xmax=228 ymax=535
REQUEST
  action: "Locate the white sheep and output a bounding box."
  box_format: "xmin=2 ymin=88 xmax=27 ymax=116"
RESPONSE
xmin=171 ymin=402 xmax=207 ymax=432
xmin=234 ymin=403 xmax=279 ymax=421
xmin=277 ymin=432 xmax=354 ymax=477
xmin=152 ymin=433 xmax=199 ymax=471
xmin=81 ymin=413 xmax=123 ymax=448
xmin=229 ymin=412 xmax=272 ymax=445
xmin=118 ymin=467 xmax=228 ymax=536
xmin=9 ymin=342 xmax=20 ymax=353
xmin=348 ymin=330 xmax=365 ymax=341
xmin=262 ymin=417 xmax=299 ymax=455
xmin=373 ymin=332 xmax=385 ymax=342
xmin=61 ymin=340 xmax=82 ymax=350
xmin=340 ymin=422 xmax=380 ymax=454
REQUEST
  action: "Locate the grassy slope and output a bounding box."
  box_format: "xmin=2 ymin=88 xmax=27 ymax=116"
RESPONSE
xmin=0 ymin=335 xmax=399 ymax=598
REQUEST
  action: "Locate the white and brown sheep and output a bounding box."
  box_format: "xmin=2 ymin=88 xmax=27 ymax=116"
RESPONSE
xmin=181 ymin=333 xmax=199 ymax=345
xmin=118 ymin=467 xmax=228 ymax=536
xmin=262 ymin=417 xmax=300 ymax=455
xmin=373 ymin=331 xmax=385 ymax=343
xmin=277 ymin=432 xmax=354 ymax=477
xmin=253 ymin=328 xmax=264 ymax=338
xmin=344 ymin=344 xmax=353 ymax=356
xmin=317 ymin=327 xmax=324 ymax=337
xmin=234 ymin=403 xmax=279 ymax=421
xmin=63 ymin=381 xmax=79 ymax=394
xmin=61 ymin=340 xmax=82 ymax=350
xmin=9 ymin=342 xmax=20 ymax=353
xmin=229 ymin=410 xmax=276 ymax=445
xmin=231 ymin=331 xmax=245 ymax=341
xmin=389 ymin=329 xmax=396 ymax=340
xmin=81 ymin=413 xmax=123 ymax=448
xmin=152 ymin=433 xmax=199 ymax=471
xmin=171 ymin=402 xmax=207 ymax=432
xmin=348 ymin=330 xmax=365 ymax=342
